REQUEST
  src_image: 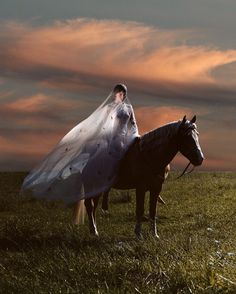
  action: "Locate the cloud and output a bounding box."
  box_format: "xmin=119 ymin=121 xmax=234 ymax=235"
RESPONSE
xmin=1 ymin=18 xmax=236 ymax=91
xmin=0 ymin=132 xmax=59 ymax=156
xmin=135 ymin=105 xmax=194 ymax=134
xmin=0 ymin=90 xmax=14 ymax=100
xmin=0 ymin=91 xmax=98 ymax=170
xmin=211 ymin=61 xmax=236 ymax=86
xmin=0 ymin=18 xmax=235 ymax=171
xmin=135 ymin=105 xmax=236 ymax=171
xmin=1 ymin=93 xmax=79 ymax=113
xmin=0 ymin=92 xmax=90 ymax=130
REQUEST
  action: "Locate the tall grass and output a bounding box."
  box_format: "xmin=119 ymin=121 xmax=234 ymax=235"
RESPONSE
xmin=0 ymin=172 xmax=236 ymax=293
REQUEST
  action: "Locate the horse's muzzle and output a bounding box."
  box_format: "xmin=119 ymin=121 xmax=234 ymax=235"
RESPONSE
xmin=191 ymin=149 xmax=204 ymax=166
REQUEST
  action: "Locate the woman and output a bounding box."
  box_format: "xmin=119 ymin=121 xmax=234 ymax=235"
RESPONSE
xmin=20 ymin=83 xmax=140 ymax=206
xmin=106 ymin=84 xmax=140 ymax=160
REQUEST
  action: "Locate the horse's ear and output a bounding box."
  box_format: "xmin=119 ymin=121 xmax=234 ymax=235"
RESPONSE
xmin=179 ymin=115 xmax=187 ymax=128
xmin=190 ymin=115 xmax=196 ymax=124
xmin=181 ymin=115 xmax=187 ymax=124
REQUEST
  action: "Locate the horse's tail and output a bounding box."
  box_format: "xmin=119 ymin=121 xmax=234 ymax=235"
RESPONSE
xmin=72 ymin=200 xmax=86 ymax=225
xmin=165 ymin=164 xmax=170 ymax=179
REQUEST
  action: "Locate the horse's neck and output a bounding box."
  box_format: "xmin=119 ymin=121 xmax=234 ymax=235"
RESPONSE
xmin=141 ymin=122 xmax=179 ymax=171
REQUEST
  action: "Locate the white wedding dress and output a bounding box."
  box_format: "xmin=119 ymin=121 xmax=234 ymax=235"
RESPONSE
xmin=20 ymin=90 xmax=139 ymax=204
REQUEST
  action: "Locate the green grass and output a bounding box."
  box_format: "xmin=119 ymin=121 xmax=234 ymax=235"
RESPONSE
xmin=0 ymin=172 xmax=236 ymax=293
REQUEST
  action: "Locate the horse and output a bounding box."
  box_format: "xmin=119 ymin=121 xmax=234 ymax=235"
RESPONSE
xmin=73 ymin=115 xmax=204 ymax=238
xmin=100 ymin=164 xmax=170 ymax=213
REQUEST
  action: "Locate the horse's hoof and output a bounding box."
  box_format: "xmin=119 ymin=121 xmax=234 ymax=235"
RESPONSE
xmin=142 ymin=215 xmax=149 ymax=221
xmin=135 ymin=232 xmax=144 ymax=240
xmin=90 ymin=230 xmax=99 ymax=237
xmin=89 ymin=226 xmax=99 ymax=237
xmin=149 ymin=228 xmax=160 ymax=239
xmin=134 ymin=225 xmax=143 ymax=240
xmin=101 ymin=209 xmax=109 ymax=216
xmin=151 ymin=232 xmax=160 ymax=239
xmin=149 ymin=221 xmax=160 ymax=239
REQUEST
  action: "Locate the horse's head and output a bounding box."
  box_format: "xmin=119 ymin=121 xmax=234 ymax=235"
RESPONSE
xmin=177 ymin=115 xmax=204 ymax=166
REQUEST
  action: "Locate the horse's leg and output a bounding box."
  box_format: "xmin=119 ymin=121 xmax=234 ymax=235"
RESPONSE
xmin=101 ymin=188 xmax=110 ymax=212
xmin=134 ymin=187 xmax=145 ymax=239
xmin=92 ymin=196 xmax=100 ymax=227
xmin=154 ymin=165 xmax=169 ymax=206
xmin=149 ymin=184 xmax=162 ymax=239
xmin=84 ymin=198 xmax=99 ymax=236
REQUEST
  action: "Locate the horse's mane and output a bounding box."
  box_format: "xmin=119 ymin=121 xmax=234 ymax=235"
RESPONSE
xmin=140 ymin=120 xmax=181 ymax=153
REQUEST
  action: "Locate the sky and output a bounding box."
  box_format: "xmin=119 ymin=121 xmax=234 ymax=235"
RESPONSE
xmin=0 ymin=0 xmax=236 ymax=171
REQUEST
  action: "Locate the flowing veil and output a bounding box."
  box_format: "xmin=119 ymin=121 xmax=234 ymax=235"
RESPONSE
xmin=20 ymin=85 xmax=139 ymax=204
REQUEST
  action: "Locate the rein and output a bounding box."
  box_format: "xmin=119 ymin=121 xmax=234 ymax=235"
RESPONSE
xmin=175 ymin=161 xmax=195 ymax=179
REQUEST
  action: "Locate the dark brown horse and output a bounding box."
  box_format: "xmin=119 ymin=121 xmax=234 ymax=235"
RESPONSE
xmin=73 ymin=115 xmax=204 ymax=238
xmin=100 ymin=165 xmax=169 ymax=213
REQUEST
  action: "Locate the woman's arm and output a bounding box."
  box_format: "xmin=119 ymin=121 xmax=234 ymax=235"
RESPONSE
xmin=129 ymin=105 xmax=140 ymax=138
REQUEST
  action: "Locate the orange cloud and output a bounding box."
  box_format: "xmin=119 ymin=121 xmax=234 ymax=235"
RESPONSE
xmin=0 ymin=92 xmax=94 ymax=169
xmin=0 ymin=92 xmax=92 ymax=137
xmin=0 ymin=101 xmax=234 ymax=171
xmin=2 ymin=93 xmax=80 ymax=113
xmin=134 ymin=105 xmax=236 ymax=171
xmin=135 ymin=105 xmax=194 ymax=134
xmin=0 ymin=133 xmax=59 ymax=156
xmin=0 ymin=18 xmax=235 ymax=171
xmin=1 ymin=18 xmax=236 ymax=88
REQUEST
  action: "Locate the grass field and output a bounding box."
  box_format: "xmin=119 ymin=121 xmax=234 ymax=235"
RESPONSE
xmin=0 ymin=172 xmax=236 ymax=293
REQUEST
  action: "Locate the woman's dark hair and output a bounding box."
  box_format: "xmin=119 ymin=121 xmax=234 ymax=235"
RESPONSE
xmin=113 ymin=84 xmax=127 ymax=97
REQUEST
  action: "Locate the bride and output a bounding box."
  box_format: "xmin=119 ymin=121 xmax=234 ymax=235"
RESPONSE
xmin=20 ymin=83 xmax=140 ymax=205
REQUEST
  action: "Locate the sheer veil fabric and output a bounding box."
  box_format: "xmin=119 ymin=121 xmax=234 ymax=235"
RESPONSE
xmin=20 ymin=85 xmax=140 ymax=204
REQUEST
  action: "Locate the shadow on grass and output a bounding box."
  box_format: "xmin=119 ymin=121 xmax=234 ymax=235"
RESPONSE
xmin=0 ymin=227 xmax=139 ymax=253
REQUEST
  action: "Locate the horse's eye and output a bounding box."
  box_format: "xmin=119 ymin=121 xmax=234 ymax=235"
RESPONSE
xmin=184 ymin=129 xmax=192 ymax=135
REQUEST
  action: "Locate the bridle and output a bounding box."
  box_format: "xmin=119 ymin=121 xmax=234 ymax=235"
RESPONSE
xmin=176 ymin=161 xmax=195 ymax=179
xmin=138 ymin=121 xmax=198 ymax=181
xmin=174 ymin=122 xmax=200 ymax=179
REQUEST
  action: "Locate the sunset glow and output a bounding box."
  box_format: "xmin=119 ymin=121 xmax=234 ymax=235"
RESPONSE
xmin=0 ymin=10 xmax=235 ymax=171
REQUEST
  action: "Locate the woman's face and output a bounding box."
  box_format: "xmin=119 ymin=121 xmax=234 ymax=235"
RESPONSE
xmin=114 ymin=91 xmax=125 ymax=103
